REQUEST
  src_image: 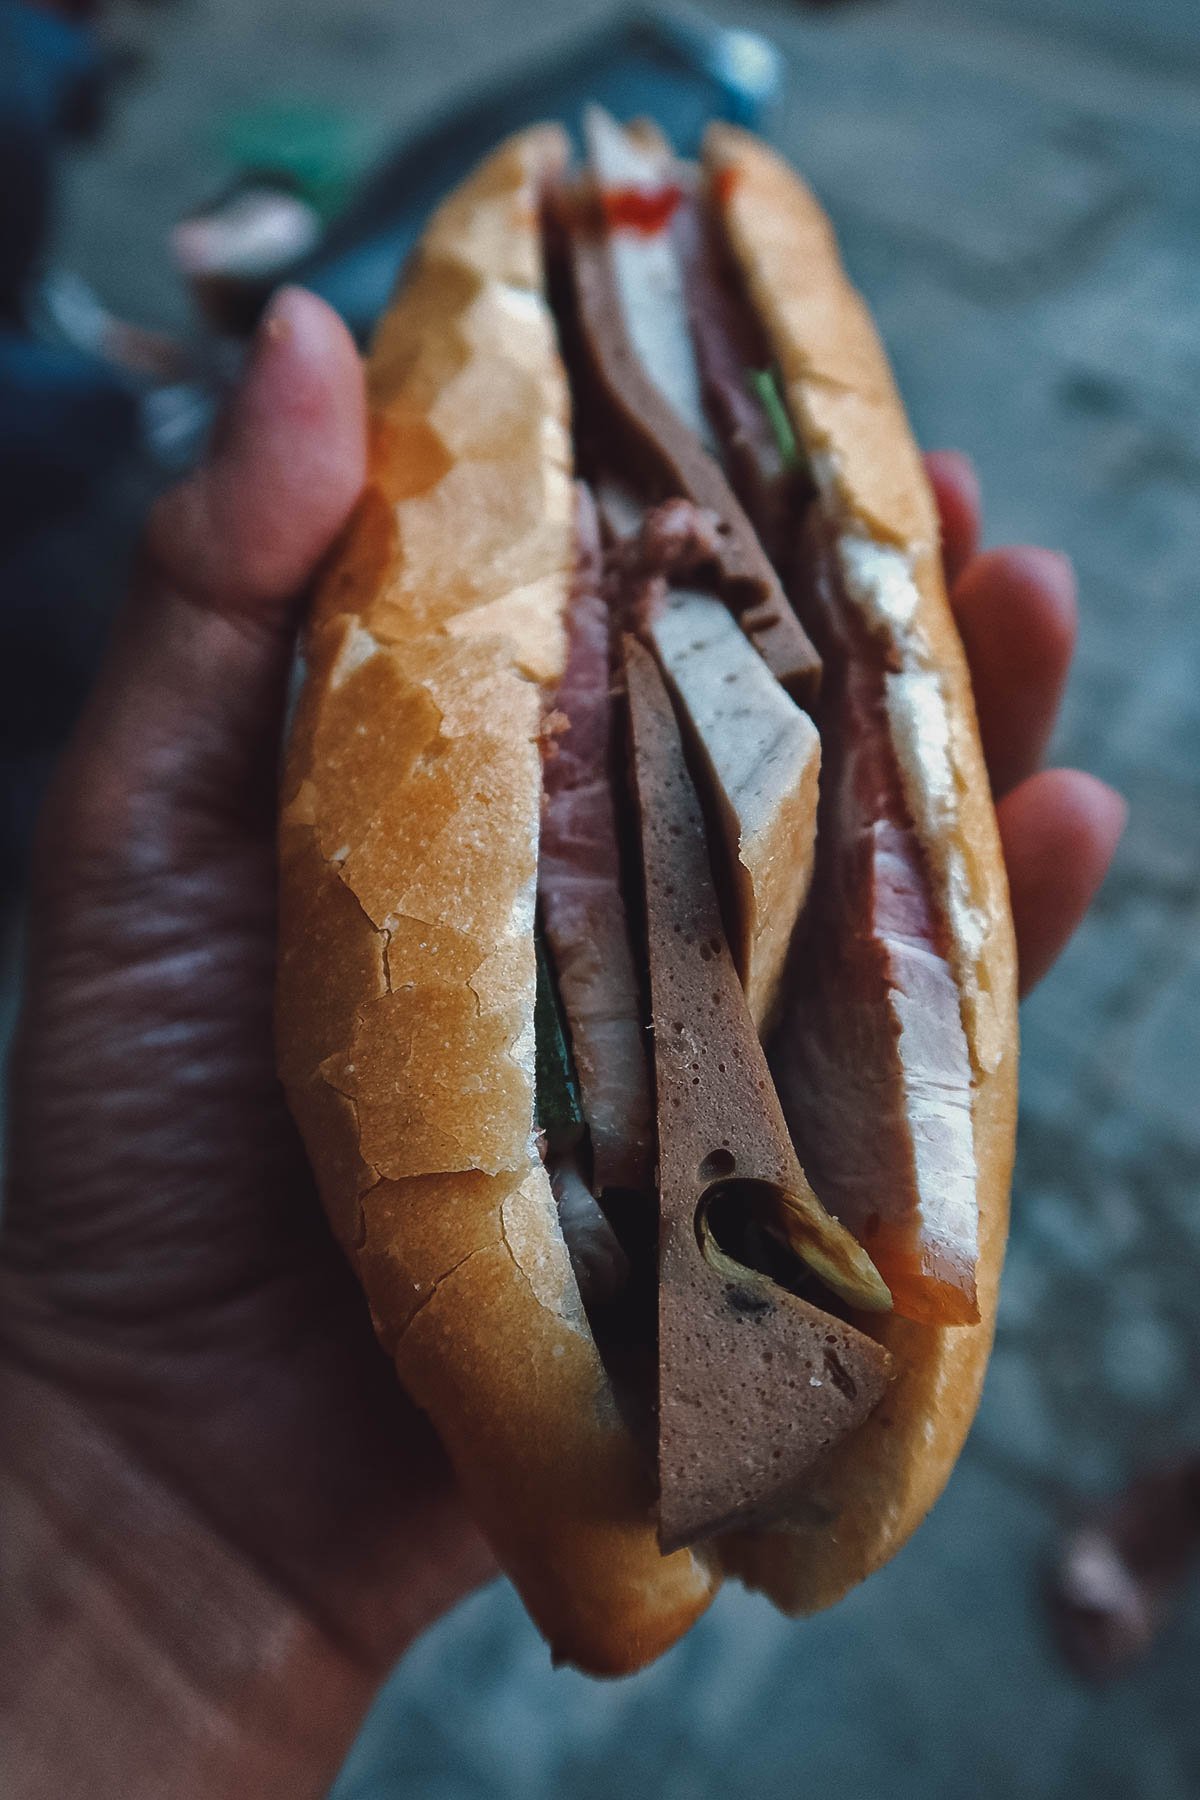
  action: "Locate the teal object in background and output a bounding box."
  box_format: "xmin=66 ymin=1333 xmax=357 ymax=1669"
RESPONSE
xmin=214 ymin=101 xmax=371 ymax=220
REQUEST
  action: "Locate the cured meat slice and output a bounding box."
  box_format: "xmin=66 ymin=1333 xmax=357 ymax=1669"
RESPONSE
xmin=539 ymin=486 xmax=653 ymax=1193
xmin=774 ymin=530 xmax=979 ymax=1324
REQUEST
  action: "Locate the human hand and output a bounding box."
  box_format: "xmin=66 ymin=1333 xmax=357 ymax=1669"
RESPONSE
xmin=0 ymin=290 xmax=492 ymax=1800
xmin=0 ymin=298 xmax=1122 ymax=1800
xmin=926 ymin=449 xmax=1125 ymax=993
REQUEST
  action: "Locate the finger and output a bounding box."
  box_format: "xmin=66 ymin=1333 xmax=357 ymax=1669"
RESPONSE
xmin=145 ymin=286 xmax=366 ymax=622
xmin=952 ymin=547 xmax=1077 ymax=799
xmin=925 ymin=450 xmax=981 ymax=588
xmin=998 ymin=769 xmax=1126 ymax=996
xmin=40 ymin=288 xmax=366 ymax=864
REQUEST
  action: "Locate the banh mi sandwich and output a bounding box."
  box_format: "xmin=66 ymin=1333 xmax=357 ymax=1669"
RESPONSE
xmin=277 ymin=113 xmax=1018 ymax=1676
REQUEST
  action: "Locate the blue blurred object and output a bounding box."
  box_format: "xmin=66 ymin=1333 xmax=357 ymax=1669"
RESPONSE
xmin=0 ymin=2 xmax=133 ymax=896
xmin=0 ymin=0 xmax=99 ymax=311
xmin=300 ymin=11 xmax=782 ymax=337
xmin=0 ymin=0 xmax=133 ymax=550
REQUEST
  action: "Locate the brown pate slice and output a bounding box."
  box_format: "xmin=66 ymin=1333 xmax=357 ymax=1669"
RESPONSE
xmin=623 ymin=636 xmax=892 ymax=1552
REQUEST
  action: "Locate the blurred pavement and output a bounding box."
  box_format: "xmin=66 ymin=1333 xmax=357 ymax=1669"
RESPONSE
xmin=48 ymin=2 xmax=1200 ymax=1796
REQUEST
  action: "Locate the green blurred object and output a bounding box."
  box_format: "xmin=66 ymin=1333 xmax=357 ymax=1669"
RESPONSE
xmin=215 ymin=103 xmax=368 ymax=218
xmin=748 ymin=366 xmax=802 ymax=473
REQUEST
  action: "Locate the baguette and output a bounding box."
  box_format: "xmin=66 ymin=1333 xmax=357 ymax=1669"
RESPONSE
xmin=277 ymin=122 xmax=1018 ymax=1671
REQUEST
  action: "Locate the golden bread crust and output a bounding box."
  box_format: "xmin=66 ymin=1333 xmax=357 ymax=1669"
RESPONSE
xmin=277 ymin=126 xmax=714 ymax=1674
xmin=704 ymin=125 xmax=1018 ymax=1611
xmin=279 ymin=119 xmax=1018 ymax=1658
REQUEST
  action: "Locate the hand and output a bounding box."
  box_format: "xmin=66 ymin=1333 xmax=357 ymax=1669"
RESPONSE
xmin=926 ymin=450 xmax=1125 ymax=993
xmin=0 ymin=298 xmax=1122 ymax=1799
xmin=0 ymin=291 xmax=491 ymax=1800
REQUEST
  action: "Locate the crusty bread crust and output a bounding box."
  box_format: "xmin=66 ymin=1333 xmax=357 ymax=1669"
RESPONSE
xmin=704 ymin=126 xmax=1018 ymax=1612
xmin=278 ymin=121 xmax=1018 ymax=1665
xmin=277 ymin=126 xmax=715 ymax=1675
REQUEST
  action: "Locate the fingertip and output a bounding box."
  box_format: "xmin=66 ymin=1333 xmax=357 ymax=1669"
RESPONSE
xmin=964 ymin=544 xmax=1077 ymax=638
xmin=925 ymin=450 xmax=981 ymax=587
xmin=250 ymin=286 xmax=366 ymax=467
xmin=1054 ymin=769 xmax=1128 ymax=884
xmin=954 ymin=545 xmax=1078 ymax=678
xmin=149 ymin=286 xmax=367 ymax=619
xmin=999 ymin=769 xmax=1126 ymax=995
xmin=926 ymin=448 xmax=980 ymax=513
xmin=218 ymin=285 xmax=368 ymax=584
xmin=952 ymin=546 xmax=1080 ymax=796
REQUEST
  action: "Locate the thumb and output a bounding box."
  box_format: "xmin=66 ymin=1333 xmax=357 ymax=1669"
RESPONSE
xmin=40 ymin=287 xmax=366 ymax=877
xmin=146 ymin=285 xmax=367 ymax=619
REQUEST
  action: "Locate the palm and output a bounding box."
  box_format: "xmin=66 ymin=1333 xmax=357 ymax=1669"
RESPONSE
xmin=4 ymin=724 xmax=486 ymax=1666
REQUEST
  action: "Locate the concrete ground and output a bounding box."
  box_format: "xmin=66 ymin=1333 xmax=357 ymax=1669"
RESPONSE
xmin=49 ymin=2 xmax=1200 ymax=1795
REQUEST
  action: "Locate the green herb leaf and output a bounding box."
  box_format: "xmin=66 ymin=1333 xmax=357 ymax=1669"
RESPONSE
xmin=748 ymin=367 xmax=802 ymax=473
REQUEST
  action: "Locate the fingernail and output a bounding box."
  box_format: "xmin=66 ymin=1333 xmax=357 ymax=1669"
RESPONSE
xmin=232 ymin=288 xmax=306 ymax=415
xmin=1034 ymin=548 xmax=1076 ymax=593
xmin=1094 ymin=779 xmax=1128 ymax=841
xmin=211 ymin=289 xmax=303 ymax=460
xmin=928 ymin=448 xmax=979 ymax=491
xmin=259 ymin=285 xmax=298 ymax=348
xmin=939 ymin=449 xmax=977 ymax=480
xmin=1005 ymin=545 xmax=1075 ymax=589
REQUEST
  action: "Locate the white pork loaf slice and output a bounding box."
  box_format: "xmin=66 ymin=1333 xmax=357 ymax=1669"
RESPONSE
xmin=277 ymin=127 xmax=715 ymax=1675
xmin=646 ymin=588 xmax=820 ymax=1029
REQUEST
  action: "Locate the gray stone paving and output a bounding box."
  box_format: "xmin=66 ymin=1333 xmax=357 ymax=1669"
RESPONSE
xmin=47 ymin=1 xmax=1200 ymax=1795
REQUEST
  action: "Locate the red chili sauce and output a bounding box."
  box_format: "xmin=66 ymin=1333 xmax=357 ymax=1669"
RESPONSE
xmin=600 ymin=183 xmax=684 ymax=235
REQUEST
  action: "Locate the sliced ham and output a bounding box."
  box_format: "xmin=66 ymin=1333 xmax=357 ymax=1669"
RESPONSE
xmin=602 ymin=494 xmax=738 ymax=632
xmin=624 ymin=495 xmax=726 ymax=578
xmin=539 ymin=484 xmax=654 ymax=1195
xmin=551 ymin=1159 xmax=630 ymax=1308
xmin=773 ymin=529 xmax=978 ymax=1325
